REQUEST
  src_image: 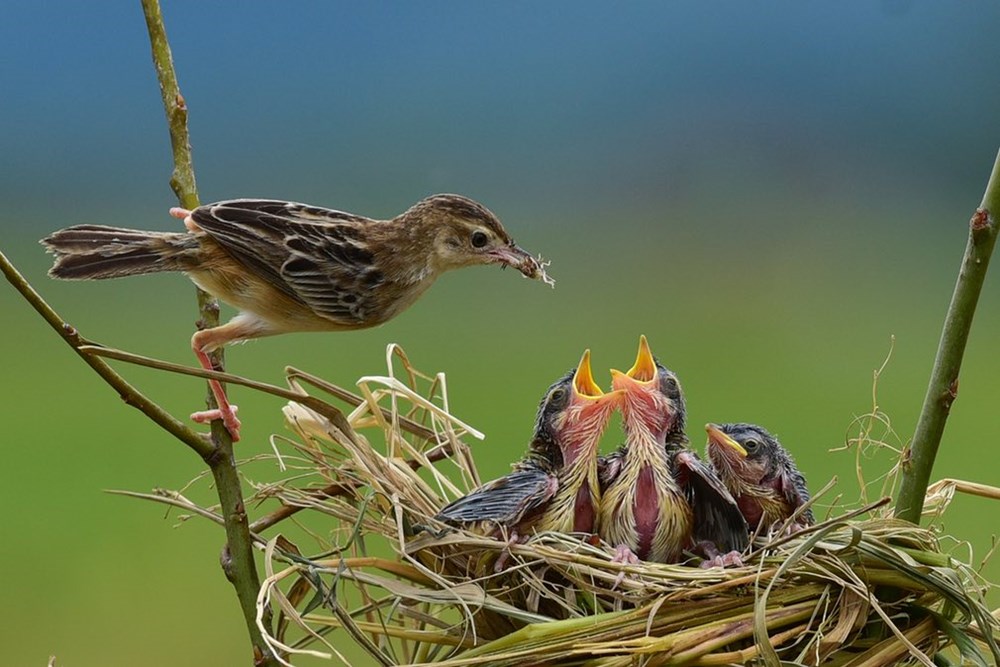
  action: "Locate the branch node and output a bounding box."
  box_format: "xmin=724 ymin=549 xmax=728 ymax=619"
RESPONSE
xmin=201 ymin=442 xmax=227 ymax=467
xmin=220 ymin=544 xmax=236 ymax=583
xmin=60 ymin=323 xmax=82 ymax=345
xmin=938 ymin=377 xmax=959 ymax=413
xmin=970 ymin=207 xmax=991 ymax=231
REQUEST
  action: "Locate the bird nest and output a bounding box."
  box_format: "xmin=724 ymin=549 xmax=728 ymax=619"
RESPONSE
xmin=224 ymin=346 xmax=998 ymax=667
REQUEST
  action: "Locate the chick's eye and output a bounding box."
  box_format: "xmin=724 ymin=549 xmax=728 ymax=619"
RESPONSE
xmin=743 ymin=439 xmax=760 ymax=452
xmin=471 ymin=230 xmax=489 ymax=248
xmin=549 ymin=388 xmax=566 ymax=403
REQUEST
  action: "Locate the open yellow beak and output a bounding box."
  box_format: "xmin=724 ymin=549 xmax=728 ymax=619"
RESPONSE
xmin=573 ymin=350 xmax=624 ymax=403
xmin=610 ymin=334 xmax=657 ymax=387
xmin=609 ymin=336 xmax=655 ymax=396
xmin=627 ymin=335 xmax=657 ymax=382
xmin=706 ymin=423 xmax=747 ymax=457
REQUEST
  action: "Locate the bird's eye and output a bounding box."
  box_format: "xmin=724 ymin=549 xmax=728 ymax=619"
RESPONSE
xmin=471 ymin=230 xmax=489 ymax=248
xmin=743 ymin=439 xmax=760 ymax=452
xmin=549 ymin=388 xmax=566 ymax=403
xmin=664 ymin=377 xmax=678 ymax=391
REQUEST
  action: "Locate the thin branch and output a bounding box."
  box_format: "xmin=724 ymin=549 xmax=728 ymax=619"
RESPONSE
xmin=107 ymin=488 xmax=229 ymax=529
xmin=80 ymin=344 xmax=439 ymax=441
xmin=0 ymin=250 xmax=214 ymax=460
xmin=141 ymin=0 xmax=197 ymax=211
xmin=895 ymin=148 xmax=1000 ymax=523
xmin=251 ymin=481 xmax=361 ymax=534
xmin=140 ymin=2 xmax=278 ymax=664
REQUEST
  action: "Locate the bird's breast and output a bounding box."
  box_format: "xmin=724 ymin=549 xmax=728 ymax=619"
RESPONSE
xmin=598 ymin=458 xmax=691 ymax=563
xmin=634 ymin=466 xmax=659 ymax=559
xmin=737 ymin=495 xmax=765 ymax=529
xmin=573 ymin=484 xmax=596 ymax=533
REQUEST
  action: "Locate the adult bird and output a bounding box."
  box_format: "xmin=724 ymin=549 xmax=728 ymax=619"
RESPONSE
xmin=41 ymin=195 xmax=552 ymax=441
xmin=599 ymin=336 xmax=748 ymax=569
xmin=705 ymin=422 xmax=814 ymax=533
xmin=433 ymin=350 xmax=623 ymax=566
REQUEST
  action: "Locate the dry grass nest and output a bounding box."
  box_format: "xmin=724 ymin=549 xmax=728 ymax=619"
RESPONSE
xmin=161 ymin=346 xmax=1000 ymax=666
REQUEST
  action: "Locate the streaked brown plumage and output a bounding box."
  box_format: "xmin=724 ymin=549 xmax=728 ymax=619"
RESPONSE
xmin=41 ymin=195 xmax=552 ymax=440
xmin=599 ymin=337 xmax=747 ymax=567
xmin=705 ymin=422 xmax=814 ymax=533
xmin=433 ymin=351 xmax=623 ymax=564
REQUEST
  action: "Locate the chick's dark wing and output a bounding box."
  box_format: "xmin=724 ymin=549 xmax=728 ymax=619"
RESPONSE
xmin=672 ymin=449 xmax=749 ymax=553
xmin=190 ymin=200 xmax=385 ymax=324
xmin=434 ymin=464 xmax=557 ymax=530
xmin=774 ymin=465 xmax=815 ymax=525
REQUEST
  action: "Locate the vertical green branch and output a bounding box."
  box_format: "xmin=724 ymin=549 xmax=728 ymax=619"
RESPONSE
xmin=894 ymin=148 xmax=1000 ymax=524
xmin=140 ymin=2 xmax=277 ymax=664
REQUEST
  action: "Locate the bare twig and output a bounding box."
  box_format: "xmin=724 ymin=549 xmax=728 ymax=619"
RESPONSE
xmin=140 ymin=2 xmax=278 ymax=664
xmin=107 ymin=488 xmax=228 ymax=529
xmin=80 ymin=345 xmax=439 ymax=441
xmin=895 ymin=148 xmax=1000 ymax=523
xmin=0 ymin=251 xmax=215 ymax=460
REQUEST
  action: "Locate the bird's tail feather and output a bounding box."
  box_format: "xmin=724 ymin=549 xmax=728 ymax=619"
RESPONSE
xmin=41 ymin=225 xmax=197 ymax=280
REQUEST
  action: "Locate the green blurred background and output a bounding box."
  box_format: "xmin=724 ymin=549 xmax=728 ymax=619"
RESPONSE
xmin=3 ymin=2 xmax=1000 ymax=665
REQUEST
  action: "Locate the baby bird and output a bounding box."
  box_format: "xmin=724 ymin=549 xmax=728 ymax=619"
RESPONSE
xmin=41 ymin=195 xmax=552 ymax=441
xmin=434 ymin=351 xmax=623 ymax=566
xmin=704 ymin=422 xmax=814 ymax=533
xmin=599 ymin=337 xmax=747 ymax=568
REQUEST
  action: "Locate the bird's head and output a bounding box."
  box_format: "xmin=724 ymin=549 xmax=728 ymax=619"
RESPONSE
xmin=704 ymin=422 xmax=783 ymax=485
xmin=610 ymin=335 xmax=686 ymax=444
xmin=532 ymin=350 xmax=624 ymax=466
xmin=410 ymin=194 xmax=548 ymax=281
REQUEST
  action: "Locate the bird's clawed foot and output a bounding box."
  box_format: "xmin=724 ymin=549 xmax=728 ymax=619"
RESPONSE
xmin=612 ymin=544 xmax=641 ymax=565
xmin=697 ymin=541 xmax=744 ymax=569
xmin=493 ymin=531 xmax=525 ymax=572
xmin=610 ymin=544 xmax=641 ymax=588
xmin=785 ymin=520 xmax=809 ymax=536
xmin=191 ymin=404 xmax=241 ymax=441
xmin=699 ymin=549 xmax=744 ymax=569
xmin=169 ymin=206 xmax=201 ymax=233
xmin=191 ymin=342 xmax=242 ymax=442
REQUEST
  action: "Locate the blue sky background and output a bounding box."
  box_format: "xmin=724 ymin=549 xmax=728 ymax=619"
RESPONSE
xmin=3 ymin=3 xmax=1000 ymax=665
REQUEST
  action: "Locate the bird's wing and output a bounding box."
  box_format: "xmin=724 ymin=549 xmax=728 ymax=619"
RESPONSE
xmin=771 ymin=466 xmax=815 ymax=525
xmin=672 ymin=449 xmax=749 ymax=553
xmin=597 ymin=446 xmax=626 ymax=493
xmin=434 ymin=464 xmax=558 ymax=529
xmin=189 ymin=200 xmax=384 ymax=324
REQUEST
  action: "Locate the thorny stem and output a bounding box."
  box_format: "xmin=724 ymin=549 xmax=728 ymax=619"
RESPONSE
xmin=140 ymin=2 xmax=278 ymax=664
xmin=894 ymin=148 xmax=1000 ymax=524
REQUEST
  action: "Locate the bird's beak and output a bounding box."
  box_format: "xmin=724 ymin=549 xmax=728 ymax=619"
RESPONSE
xmin=573 ymin=350 xmax=624 ymax=408
xmin=705 ymin=423 xmax=748 ymax=457
xmin=609 ymin=335 xmax=657 ymax=390
xmin=488 ymin=244 xmax=554 ymax=285
xmin=626 ymin=335 xmax=656 ymax=382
